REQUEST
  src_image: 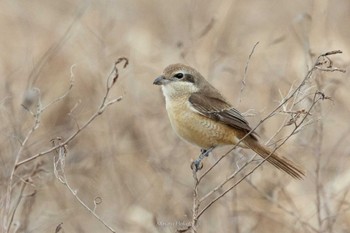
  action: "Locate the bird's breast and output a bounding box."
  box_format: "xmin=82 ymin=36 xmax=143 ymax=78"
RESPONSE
xmin=165 ymin=97 xmax=240 ymax=149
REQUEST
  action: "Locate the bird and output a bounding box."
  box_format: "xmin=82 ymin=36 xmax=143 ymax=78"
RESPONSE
xmin=153 ymin=63 xmax=305 ymax=179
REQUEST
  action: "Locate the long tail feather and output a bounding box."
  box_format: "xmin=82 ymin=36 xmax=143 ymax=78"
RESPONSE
xmin=244 ymin=138 xmax=305 ymax=179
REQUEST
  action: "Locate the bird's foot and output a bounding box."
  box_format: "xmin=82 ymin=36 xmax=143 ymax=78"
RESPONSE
xmin=191 ymin=148 xmax=214 ymax=172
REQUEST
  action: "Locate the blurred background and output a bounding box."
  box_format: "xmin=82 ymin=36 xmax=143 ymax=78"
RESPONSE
xmin=0 ymin=0 xmax=349 ymax=232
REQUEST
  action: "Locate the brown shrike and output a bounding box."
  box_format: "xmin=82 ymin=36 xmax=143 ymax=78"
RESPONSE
xmin=153 ymin=64 xmax=304 ymax=179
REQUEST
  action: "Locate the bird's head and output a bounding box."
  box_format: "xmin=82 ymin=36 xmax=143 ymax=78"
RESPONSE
xmin=153 ymin=63 xmax=207 ymax=99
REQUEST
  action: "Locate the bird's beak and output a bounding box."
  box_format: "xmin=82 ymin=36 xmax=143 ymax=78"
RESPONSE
xmin=153 ymin=75 xmax=166 ymax=85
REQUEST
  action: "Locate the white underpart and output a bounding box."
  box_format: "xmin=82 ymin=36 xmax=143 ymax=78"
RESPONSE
xmin=161 ymin=81 xmax=199 ymax=101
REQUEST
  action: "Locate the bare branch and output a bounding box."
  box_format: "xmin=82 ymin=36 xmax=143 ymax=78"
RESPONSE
xmin=15 ymin=59 xmax=128 ymax=168
xmin=52 ymin=139 xmax=117 ymax=233
xmin=41 ymin=64 xmax=75 ymax=112
xmin=245 ymin=180 xmax=319 ymax=233
xmin=4 ymin=59 xmax=128 ymax=233
xmin=237 ymin=41 xmax=260 ymax=106
xmin=4 ymin=99 xmax=42 ymax=232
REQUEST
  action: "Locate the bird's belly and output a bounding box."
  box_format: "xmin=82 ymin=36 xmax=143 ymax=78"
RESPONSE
xmin=167 ymin=102 xmax=238 ymax=149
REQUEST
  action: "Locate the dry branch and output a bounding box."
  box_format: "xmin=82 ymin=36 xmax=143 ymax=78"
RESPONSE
xmin=52 ymin=138 xmax=116 ymax=233
xmin=3 ymin=59 xmax=128 ymax=233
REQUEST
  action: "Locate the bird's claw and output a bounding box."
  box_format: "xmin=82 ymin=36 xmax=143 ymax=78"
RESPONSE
xmin=191 ymin=147 xmax=214 ymax=172
xmin=191 ymin=159 xmax=204 ymax=171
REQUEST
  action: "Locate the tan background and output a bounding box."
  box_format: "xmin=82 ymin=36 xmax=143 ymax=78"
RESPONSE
xmin=1 ymin=0 xmax=349 ymax=232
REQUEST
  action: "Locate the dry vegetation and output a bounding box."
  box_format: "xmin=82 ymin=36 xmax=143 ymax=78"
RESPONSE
xmin=0 ymin=1 xmax=349 ymax=233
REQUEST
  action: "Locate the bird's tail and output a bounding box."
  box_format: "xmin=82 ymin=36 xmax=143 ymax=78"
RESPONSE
xmin=244 ymin=137 xmax=305 ymax=179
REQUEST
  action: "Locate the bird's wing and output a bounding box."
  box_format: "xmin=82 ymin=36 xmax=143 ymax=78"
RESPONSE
xmin=189 ymin=92 xmax=258 ymax=139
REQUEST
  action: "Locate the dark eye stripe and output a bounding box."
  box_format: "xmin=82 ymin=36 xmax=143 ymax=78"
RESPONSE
xmin=184 ymin=74 xmax=195 ymax=83
xmin=173 ymin=72 xmax=195 ymax=83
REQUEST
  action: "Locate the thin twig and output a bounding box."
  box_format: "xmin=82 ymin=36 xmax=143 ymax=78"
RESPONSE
xmin=52 ymin=139 xmax=117 ymax=233
xmin=245 ymin=180 xmax=319 ymax=233
xmin=6 ymin=163 xmax=40 ymax=232
xmin=4 ymin=59 xmax=128 ymax=233
xmin=4 ymin=98 xmax=42 ymax=233
xmin=314 ymin=81 xmax=325 ymax=233
xmin=15 ymin=59 xmax=128 ymax=168
xmin=237 ymin=41 xmax=260 ymax=106
xmin=191 ymin=169 xmax=199 ymax=233
xmin=41 ymin=65 xmax=75 ymax=112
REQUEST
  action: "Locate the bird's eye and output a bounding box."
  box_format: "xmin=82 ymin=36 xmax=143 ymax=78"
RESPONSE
xmin=174 ymin=73 xmax=184 ymax=79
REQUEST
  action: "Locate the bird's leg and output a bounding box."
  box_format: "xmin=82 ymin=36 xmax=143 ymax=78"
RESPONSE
xmin=191 ymin=147 xmax=215 ymax=172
